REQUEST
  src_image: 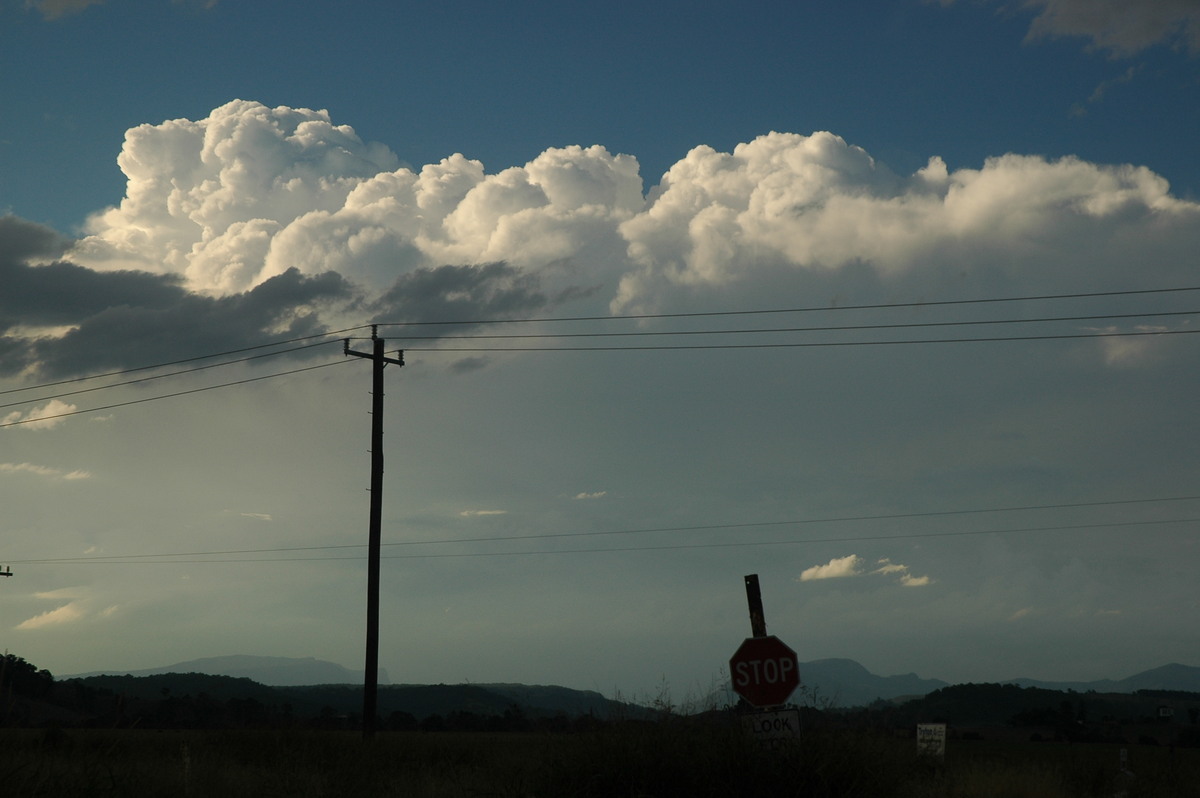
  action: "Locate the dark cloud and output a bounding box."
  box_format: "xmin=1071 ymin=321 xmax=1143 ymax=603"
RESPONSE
xmin=370 ymin=262 xmax=554 ymax=329
xmin=25 ymin=0 xmax=104 ymax=20
xmin=0 ymin=215 xmax=353 ymax=378
xmin=0 ymin=215 xmax=70 ymax=260
xmin=940 ymin=0 xmax=1200 ymax=56
xmin=1022 ymin=0 xmax=1200 ymax=55
xmin=27 ymin=269 xmax=353 ymax=378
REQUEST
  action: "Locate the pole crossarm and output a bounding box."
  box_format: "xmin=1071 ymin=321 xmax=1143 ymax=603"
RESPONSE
xmin=344 ymin=340 xmax=404 ymax=367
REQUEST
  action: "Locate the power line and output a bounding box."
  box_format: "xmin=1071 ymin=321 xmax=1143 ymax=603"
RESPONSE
xmin=0 ymin=358 xmax=353 ymax=428
xmin=0 ymin=325 xmax=370 ymax=397
xmin=374 ymin=285 xmax=1200 ymax=329
xmin=402 ymin=327 xmax=1200 ymax=352
xmin=0 ymin=340 xmax=340 ymax=413
xmin=14 ymin=516 xmax=1197 ymax=564
xmin=12 ymin=495 xmax=1199 ymax=565
xmin=4 ymin=284 xmax=1197 ymax=426
xmin=386 ymin=308 xmax=1200 ymax=342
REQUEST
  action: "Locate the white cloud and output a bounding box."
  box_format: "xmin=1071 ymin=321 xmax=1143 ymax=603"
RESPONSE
xmin=15 ymin=587 xmax=121 ymax=630
xmin=574 ymin=491 xmax=608 ymax=500
xmin=615 ymin=137 xmax=1199 ymax=313
xmin=61 ymin=102 xmax=1200 ymax=377
xmin=799 ymin=556 xmax=933 ymax=586
xmin=459 ymin=509 xmax=507 ymax=517
xmin=70 ymin=102 xmax=642 ymax=300
xmin=873 ymin=558 xmax=933 ymax=586
xmin=1 ymin=399 xmax=79 ymax=430
xmin=16 ymin=602 xmax=87 ymax=629
xmin=0 ymin=462 xmax=91 ymax=480
xmin=799 ymin=554 xmax=863 ymax=581
xmin=873 ymin=559 xmax=908 ymax=575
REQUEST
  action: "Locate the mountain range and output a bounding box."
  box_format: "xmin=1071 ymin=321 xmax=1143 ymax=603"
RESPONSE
xmin=66 ymin=655 xmax=1200 ymax=710
xmin=66 ymin=655 xmax=389 ymax=686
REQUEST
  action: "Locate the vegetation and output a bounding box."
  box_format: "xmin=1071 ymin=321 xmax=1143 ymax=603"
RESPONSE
xmin=5 ymin=654 xmax=1200 ymax=796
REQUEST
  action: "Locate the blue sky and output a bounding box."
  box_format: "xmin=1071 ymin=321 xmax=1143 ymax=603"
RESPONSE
xmin=2 ymin=0 xmax=1200 ymax=701
xmin=6 ymin=0 xmax=1198 ymax=231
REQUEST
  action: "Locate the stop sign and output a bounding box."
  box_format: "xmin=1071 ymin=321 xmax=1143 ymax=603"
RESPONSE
xmin=729 ymin=635 xmax=800 ymax=708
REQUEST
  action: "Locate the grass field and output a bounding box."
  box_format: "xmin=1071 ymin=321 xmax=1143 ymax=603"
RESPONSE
xmin=2 ymin=723 xmax=1199 ymax=797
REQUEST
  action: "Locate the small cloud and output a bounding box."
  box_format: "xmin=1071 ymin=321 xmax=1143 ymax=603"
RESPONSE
xmin=799 ymin=554 xmax=863 ymax=581
xmin=874 ymin=558 xmax=933 ymax=587
xmin=98 ymin=605 xmax=120 ymax=618
xmin=27 ymin=0 xmax=105 ymax=20
xmin=1009 ymin=606 xmax=1040 ymax=621
xmin=448 ymin=356 xmax=491 ymax=375
xmin=240 ymin=512 xmax=274 ymax=522
xmin=1094 ymin=325 xmax=1173 ymax=367
xmin=16 ymin=602 xmax=86 ymax=629
xmin=574 ymin=491 xmax=607 ymax=500
xmin=0 ymin=462 xmax=91 ymax=480
xmin=33 ymin=587 xmax=87 ymax=600
xmin=2 ymin=400 xmax=78 ymax=430
xmin=459 ymin=509 xmax=507 ymax=517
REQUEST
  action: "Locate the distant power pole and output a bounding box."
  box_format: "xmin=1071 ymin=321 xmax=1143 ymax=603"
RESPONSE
xmin=0 ymin=565 xmax=12 ymax=578
xmin=344 ymin=325 xmax=404 ymax=740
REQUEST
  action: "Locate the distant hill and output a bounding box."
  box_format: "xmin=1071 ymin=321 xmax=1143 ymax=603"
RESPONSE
xmin=64 ymin=654 xmax=1200 ymax=711
xmin=1009 ymin=663 xmax=1200 ymax=694
xmin=709 ymin=659 xmax=1200 ymax=709
xmin=65 ymin=655 xmax=389 ymax=686
xmin=709 ymin=657 xmax=947 ymax=709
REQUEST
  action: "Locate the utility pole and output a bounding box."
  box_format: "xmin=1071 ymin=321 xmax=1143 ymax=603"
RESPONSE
xmin=344 ymin=325 xmax=404 ymax=740
xmin=0 ymin=566 xmax=11 ymax=577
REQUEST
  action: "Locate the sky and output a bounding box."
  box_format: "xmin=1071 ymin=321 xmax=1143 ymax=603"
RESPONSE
xmin=2 ymin=0 xmax=1199 ymax=703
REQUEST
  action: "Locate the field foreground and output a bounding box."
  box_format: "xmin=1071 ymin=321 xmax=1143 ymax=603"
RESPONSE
xmin=3 ymin=723 xmax=1200 ymax=798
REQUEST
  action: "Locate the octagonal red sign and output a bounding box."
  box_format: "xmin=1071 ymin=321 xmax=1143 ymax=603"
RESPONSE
xmin=729 ymin=635 xmax=800 ymax=708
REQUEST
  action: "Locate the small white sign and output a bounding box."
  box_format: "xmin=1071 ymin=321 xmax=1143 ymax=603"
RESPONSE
xmin=742 ymin=709 xmax=800 ymax=749
xmin=917 ymin=723 xmax=946 ymax=757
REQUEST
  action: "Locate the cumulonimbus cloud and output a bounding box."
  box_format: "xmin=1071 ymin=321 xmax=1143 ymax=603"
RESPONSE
xmin=3 ymin=99 xmax=1197 ymax=380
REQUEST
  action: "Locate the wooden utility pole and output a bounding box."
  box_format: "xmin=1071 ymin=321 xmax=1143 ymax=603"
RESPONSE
xmin=0 ymin=566 xmax=12 ymax=577
xmin=344 ymin=325 xmax=404 ymax=740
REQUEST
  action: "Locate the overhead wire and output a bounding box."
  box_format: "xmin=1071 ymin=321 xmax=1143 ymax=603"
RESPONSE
xmin=0 ymin=357 xmax=354 ymax=429
xmin=0 ymin=324 xmax=372 ymax=397
xmin=10 ymin=517 xmax=1197 ymax=564
xmin=373 ymin=284 xmax=1200 ymax=328
xmin=2 ymin=283 xmax=1197 ymax=425
xmin=0 ymin=340 xmax=342 ymax=413
xmin=401 ymin=327 xmax=1200 ymax=352
xmin=11 ymin=495 xmax=1200 ymax=565
xmin=382 ymin=308 xmax=1200 ymax=342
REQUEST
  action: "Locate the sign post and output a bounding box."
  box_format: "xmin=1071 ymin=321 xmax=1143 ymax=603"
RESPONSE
xmin=730 ymin=575 xmax=801 ymax=746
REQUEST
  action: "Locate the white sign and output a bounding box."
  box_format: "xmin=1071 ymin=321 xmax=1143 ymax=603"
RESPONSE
xmin=742 ymin=709 xmax=800 ymax=749
xmin=917 ymin=723 xmax=946 ymax=757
